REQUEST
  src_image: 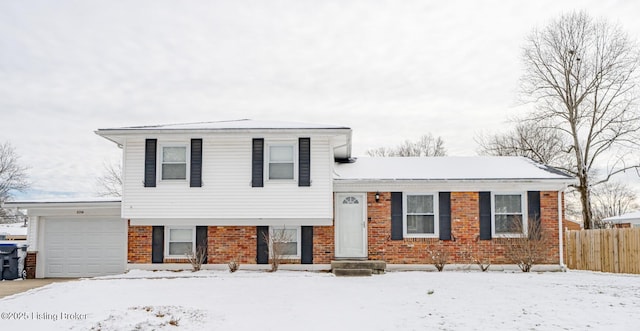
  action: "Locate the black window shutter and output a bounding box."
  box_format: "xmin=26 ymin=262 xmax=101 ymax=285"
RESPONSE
xmin=298 ymin=138 xmax=311 ymax=187
xmin=152 ymin=226 xmax=164 ymax=263
xmin=190 ymin=139 xmax=203 ymax=187
xmin=144 ymin=139 xmax=157 ymax=187
xmin=439 ymin=192 xmax=452 ymax=240
xmin=528 ymin=191 xmax=541 ymax=240
xmin=196 ymin=226 xmax=208 ymax=264
xmin=256 ymin=226 xmax=269 ymax=264
xmin=391 ymin=192 xmax=403 ymax=240
xmin=301 ymin=226 xmax=313 ymax=264
xmin=252 ymin=139 xmax=264 ymax=187
xmin=479 ymin=192 xmax=492 ymax=240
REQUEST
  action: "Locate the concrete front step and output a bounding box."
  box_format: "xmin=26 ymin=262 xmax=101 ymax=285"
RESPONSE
xmin=331 ymin=260 xmax=386 ymax=276
xmin=333 ymin=268 xmax=372 ymax=277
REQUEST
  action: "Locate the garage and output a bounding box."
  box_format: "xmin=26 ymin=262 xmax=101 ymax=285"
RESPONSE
xmin=3 ymin=199 xmax=124 ymax=278
xmin=43 ymin=217 xmax=126 ymax=278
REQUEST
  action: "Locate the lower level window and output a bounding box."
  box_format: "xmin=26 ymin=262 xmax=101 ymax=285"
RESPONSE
xmin=493 ymin=193 xmax=526 ymax=236
xmin=166 ymin=227 xmax=195 ymax=256
xmin=270 ymin=226 xmax=300 ymax=258
xmin=404 ymin=193 xmax=438 ymax=237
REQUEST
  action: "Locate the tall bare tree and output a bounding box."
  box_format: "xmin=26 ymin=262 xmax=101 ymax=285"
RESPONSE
xmin=512 ymin=11 xmax=640 ymax=229
xmin=96 ymin=160 xmax=122 ymax=197
xmin=0 ymin=142 xmax=29 ymax=201
xmin=476 ymin=119 xmax=572 ymax=167
xmin=367 ymin=133 xmax=447 ymax=157
xmin=0 ymin=141 xmax=29 ymax=222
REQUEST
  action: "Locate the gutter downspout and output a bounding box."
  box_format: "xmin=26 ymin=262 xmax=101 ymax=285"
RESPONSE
xmin=558 ymin=188 xmax=566 ymax=270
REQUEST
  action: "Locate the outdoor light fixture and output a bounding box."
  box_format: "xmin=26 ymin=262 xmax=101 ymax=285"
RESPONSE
xmin=375 ymin=192 xmax=380 ymax=202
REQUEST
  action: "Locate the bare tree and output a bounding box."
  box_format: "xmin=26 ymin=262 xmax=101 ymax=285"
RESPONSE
xmin=476 ymin=119 xmax=572 ymax=168
xmin=591 ymin=181 xmax=639 ymax=226
xmin=0 ymin=142 xmax=29 ymax=222
xmin=96 ymin=160 xmax=122 ymax=197
xmin=263 ymin=227 xmax=296 ymax=272
xmin=367 ymin=133 xmax=447 ymax=157
xmin=495 ymin=11 xmax=640 ymax=229
xmin=185 ymin=244 xmax=208 ymax=272
xmin=427 ymin=245 xmax=449 ymax=272
xmin=500 ymin=216 xmax=551 ymax=272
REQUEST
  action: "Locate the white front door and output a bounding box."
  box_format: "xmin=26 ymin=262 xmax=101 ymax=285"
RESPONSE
xmin=335 ymin=193 xmax=367 ymax=258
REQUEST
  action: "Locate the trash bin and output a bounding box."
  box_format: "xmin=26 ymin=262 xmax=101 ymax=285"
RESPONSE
xmin=0 ymin=243 xmax=27 ymax=280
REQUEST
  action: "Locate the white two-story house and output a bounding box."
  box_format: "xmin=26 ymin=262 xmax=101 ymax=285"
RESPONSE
xmin=7 ymin=119 xmax=574 ymax=278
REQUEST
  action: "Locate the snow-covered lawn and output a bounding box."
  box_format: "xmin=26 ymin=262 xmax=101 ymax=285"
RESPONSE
xmin=1 ymin=270 xmax=639 ymax=330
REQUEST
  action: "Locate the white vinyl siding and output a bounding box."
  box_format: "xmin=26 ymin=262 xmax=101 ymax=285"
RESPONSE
xmin=121 ymin=135 xmax=333 ymax=221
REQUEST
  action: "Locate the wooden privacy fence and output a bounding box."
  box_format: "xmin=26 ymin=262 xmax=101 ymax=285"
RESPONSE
xmin=565 ymin=228 xmax=640 ymax=274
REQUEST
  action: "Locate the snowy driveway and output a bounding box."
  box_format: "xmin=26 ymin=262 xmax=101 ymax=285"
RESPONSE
xmin=0 ymin=270 xmax=639 ymax=330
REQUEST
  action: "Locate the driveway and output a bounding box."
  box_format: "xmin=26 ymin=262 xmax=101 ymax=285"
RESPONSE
xmin=0 ymin=279 xmax=76 ymax=298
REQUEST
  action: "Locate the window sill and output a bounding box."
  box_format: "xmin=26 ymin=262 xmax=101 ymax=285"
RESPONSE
xmin=493 ymin=233 xmax=527 ymax=238
xmin=404 ymin=234 xmax=439 ymax=239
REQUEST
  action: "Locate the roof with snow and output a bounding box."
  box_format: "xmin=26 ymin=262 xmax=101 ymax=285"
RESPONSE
xmin=96 ymin=119 xmax=353 ymax=159
xmin=334 ymin=156 xmax=574 ymax=181
xmin=97 ymin=119 xmax=350 ymax=131
xmin=603 ymin=211 xmax=640 ymax=224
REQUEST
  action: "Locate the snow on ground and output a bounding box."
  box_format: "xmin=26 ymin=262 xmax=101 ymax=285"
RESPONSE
xmin=1 ymin=270 xmax=639 ymax=330
xmin=0 ymin=222 xmax=27 ymax=237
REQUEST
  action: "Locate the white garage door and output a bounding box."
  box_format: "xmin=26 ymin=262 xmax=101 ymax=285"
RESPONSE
xmin=43 ymin=217 xmax=126 ymax=278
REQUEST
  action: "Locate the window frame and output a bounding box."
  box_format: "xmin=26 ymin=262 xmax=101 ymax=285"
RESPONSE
xmin=403 ymin=192 xmax=439 ymax=238
xmin=269 ymin=226 xmax=301 ymax=259
xmin=158 ymin=143 xmax=190 ymax=182
xmin=491 ymin=192 xmax=528 ymax=238
xmin=164 ymin=226 xmax=196 ymax=258
xmin=265 ymin=141 xmax=298 ymax=182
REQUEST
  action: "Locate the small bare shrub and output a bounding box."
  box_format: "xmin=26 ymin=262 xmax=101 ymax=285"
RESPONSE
xmin=501 ymin=216 xmax=550 ymax=272
xmin=463 ymin=242 xmax=491 ymax=272
xmin=427 ymin=246 xmax=449 ymax=272
xmin=169 ymin=317 xmax=180 ymax=326
xmin=263 ymin=227 xmax=295 ymax=272
xmin=228 ymin=260 xmax=240 ymax=273
xmin=186 ymin=243 xmax=207 ymax=272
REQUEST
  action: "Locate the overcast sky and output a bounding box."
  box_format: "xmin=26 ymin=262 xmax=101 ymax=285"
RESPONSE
xmin=1 ymin=0 xmax=639 ymax=199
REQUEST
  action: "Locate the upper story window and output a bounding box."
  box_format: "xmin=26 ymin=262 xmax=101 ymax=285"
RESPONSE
xmin=404 ymin=193 xmax=438 ymax=238
xmin=492 ymin=193 xmax=527 ymax=237
xmin=268 ymin=144 xmax=295 ymax=180
xmin=162 ymin=146 xmax=187 ymax=180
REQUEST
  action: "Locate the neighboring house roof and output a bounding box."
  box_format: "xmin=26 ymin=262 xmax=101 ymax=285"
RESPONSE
xmin=334 ymin=156 xmax=574 ymax=181
xmin=603 ymin=211 xmax=640 ymax=224
xmin=96 ymin=119 xmax=353 ymax=160
xmin=0 ymin=223 xmax=28 ymax=237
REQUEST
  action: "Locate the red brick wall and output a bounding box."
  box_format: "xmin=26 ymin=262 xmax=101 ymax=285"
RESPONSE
xmin=207 ymin=226 xmax=257 ymax=264
xmin=25 ymin=251 xmax=37 ymax=279
xmin=128 ymin=223 xmax=152 ymax=263
xmin=366 ymin=191 xmax=561 ymax=264
xmin=313 ymin=225 xmax=334 ymax=263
